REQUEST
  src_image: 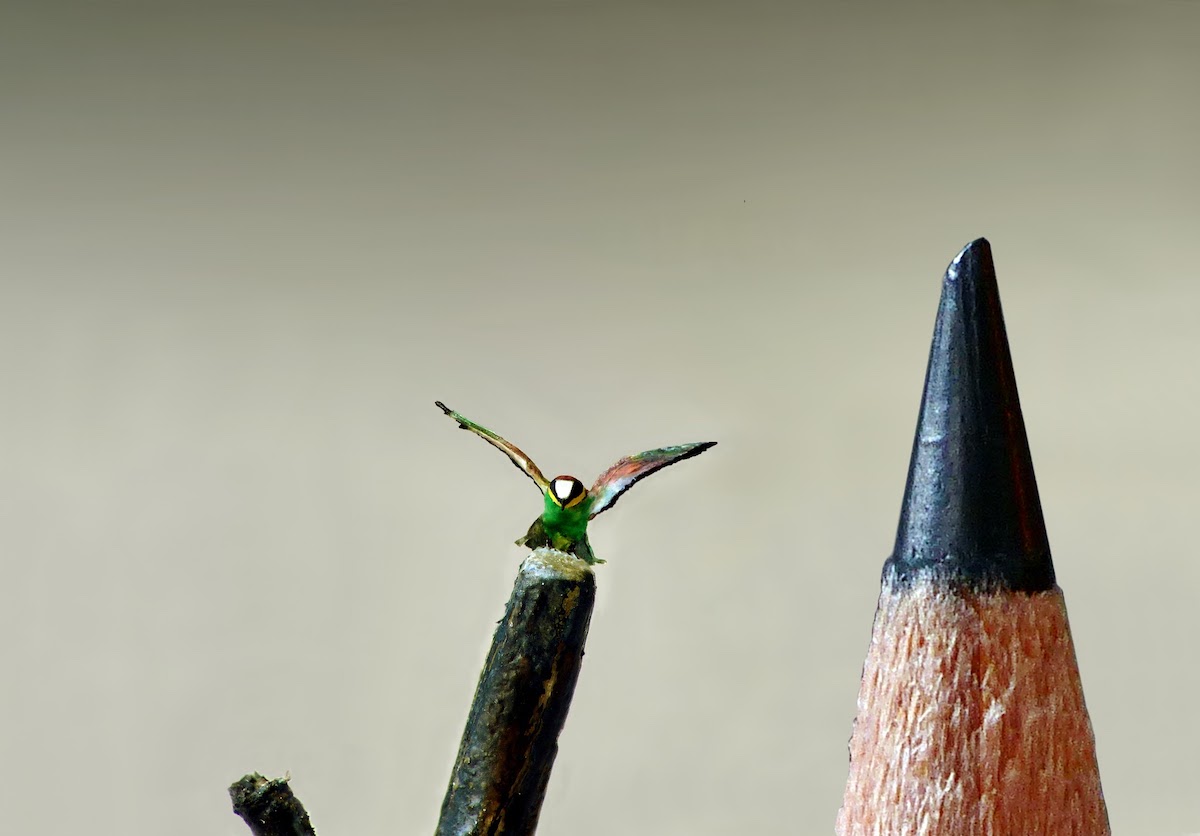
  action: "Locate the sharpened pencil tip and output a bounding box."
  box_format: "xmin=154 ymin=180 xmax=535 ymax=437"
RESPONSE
xmin=885 ymin=239 xmax=1055 ymax=593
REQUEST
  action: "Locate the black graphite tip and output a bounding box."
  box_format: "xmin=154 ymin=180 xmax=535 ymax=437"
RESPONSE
xmin=884 ymin=238 xmax=1055 ymax=593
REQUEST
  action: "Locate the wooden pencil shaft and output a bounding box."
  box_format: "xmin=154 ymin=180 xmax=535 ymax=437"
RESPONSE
xmin=839 ymin=239 xmax=1109 ymax=832
xmin=435 ymin=549 xmax=596 ymax=836
xmin=836 ymin=577 xmax=1109 ymax=835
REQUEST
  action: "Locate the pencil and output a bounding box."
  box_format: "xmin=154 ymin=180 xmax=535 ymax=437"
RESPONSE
xmin=435 ymin=548 xmax=596 ymax=836
xmin=836 ymin=239 xmax=1109 ymax=835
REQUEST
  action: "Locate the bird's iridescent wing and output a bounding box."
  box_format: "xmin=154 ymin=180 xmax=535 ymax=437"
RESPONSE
xmin=588 ymin=441 xmax=716 ymax=519
xmin=435 ymin=401 xmax=550 ymax=493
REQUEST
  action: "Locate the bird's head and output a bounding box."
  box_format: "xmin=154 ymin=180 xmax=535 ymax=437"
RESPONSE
xmin=549 ymin=475 xmax=588 ymax=509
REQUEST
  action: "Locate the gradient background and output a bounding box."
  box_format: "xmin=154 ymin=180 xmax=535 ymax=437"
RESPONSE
xmin=3 ymin=2 xmax=1198 ymax=834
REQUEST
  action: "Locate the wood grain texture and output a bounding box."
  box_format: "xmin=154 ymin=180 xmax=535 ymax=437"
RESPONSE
xmin=836 ymin=578 xmax=1109 ymax=836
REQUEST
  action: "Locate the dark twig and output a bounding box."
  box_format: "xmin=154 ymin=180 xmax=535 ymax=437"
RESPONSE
xmin=229 ymin=773 xmax=318 ymax=836
xmin=435 ymin=548 xmax=597 ymax=836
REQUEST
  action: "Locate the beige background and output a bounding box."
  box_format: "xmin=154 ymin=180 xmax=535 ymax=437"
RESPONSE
xmin=3 ymin=2 xmax=1198 ymax=834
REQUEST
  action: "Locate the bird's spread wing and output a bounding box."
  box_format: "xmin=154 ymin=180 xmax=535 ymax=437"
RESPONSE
xmin=588 ymin=441 xmax=716 ymax=519
xmin=435 ymin=401 xmax=550 ymax=492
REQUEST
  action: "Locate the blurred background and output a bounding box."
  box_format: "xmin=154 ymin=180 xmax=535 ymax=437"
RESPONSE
xmin=3 ymin=2 xmax=1197 ymax=833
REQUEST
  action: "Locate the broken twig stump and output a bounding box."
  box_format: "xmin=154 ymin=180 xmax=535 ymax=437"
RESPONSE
xmin=229 ymin=773 xmax=318 ymax=836
xmin=435 ymin=547 xmax=597 ymax=836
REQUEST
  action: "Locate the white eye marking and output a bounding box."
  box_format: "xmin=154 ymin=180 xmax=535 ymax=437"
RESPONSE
xmin=553 ymin=478 xmax=576 ymax=501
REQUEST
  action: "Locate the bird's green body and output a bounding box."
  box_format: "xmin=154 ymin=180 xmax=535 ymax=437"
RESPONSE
xmin=435 ymin=401 xmax=715 ymax=565
xmin=521 ymin=490 xmax=598 ymax=563
xmin=539 ymin=490 xmax=592 ymax=544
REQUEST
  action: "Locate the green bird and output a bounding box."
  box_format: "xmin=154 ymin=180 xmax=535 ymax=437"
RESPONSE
xmin=435 ymin=401 xmax=716 ymax=565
